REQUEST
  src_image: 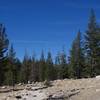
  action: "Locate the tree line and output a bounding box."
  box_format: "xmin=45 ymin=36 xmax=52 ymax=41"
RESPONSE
xmin=0 ymin=9 xmax=100 ymax=86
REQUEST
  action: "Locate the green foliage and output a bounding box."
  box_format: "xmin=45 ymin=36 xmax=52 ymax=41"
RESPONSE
xmin=59 ymin=49 xmax=68 ymax=79
xmin=5 ymin=44 xmax=17 ymax=86
xmin=21 ymin=51 xmax=32 ymax=83
xmin=45 ymin=51 xmax=55 ymax=81
xmin=0 ymin=24 xmax=9 ymax=85
xmin=85 ymin=9 xmax=100 ymax=77
xmin=54 ymin=49 xmax=68 ymax=79
xmin=30 ymin=53 xmax=36 ymax=82
xmin=14 ymin=58 xmax=22 ymax=83
xmin=69 ymin=31 xmax=85 ymax=79
xmin=39 ymin=50 xmax=46 ymax=82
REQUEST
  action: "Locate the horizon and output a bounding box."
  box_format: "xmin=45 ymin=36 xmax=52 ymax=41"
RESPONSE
xmin=0 ymin=0 xmax=100 ymax=60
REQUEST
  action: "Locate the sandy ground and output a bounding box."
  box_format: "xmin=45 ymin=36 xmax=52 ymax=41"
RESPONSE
xmin=0 ymin=78 xmax=100 ymax=100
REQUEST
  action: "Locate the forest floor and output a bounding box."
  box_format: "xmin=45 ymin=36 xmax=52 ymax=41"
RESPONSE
xmin=0 ymin=78 xmax=100 ymax=100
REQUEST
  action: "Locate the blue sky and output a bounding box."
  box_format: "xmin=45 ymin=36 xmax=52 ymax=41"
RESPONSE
xmin=0 ymin=0 xmax=100 ymax=60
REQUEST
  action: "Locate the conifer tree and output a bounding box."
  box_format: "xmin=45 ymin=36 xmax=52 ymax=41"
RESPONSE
xmin=56 ymin=48 xmax=68 ymax=79
xmin=15 ymin=58 xmax=22 ymax=83
xmin=5 ymin=44 xmax=16 ymax=86
xmin=39 ymin=50 xmax=46 ymax=82
xmin=21 ymin=51 xmax=31 ymax=83
xmin=34 ymin=60 xmax=40 ymax=82
xmin=30 ymin=53 xmax=40 ymax=82
xmin=85 ymin=9 xmax=100 ymax=77
xmin=69 ymin=31 xmax=84 ymax=78
xmin=55 ymin=52 xmax=61 ymax=79
xmin=0 ymin=24 xmax=9 ymax=85
xmin=60 ymin=48 xmax=68 ymax=79
xmin=30 ymin=53 xmax=36 ymax=82
xmin=46 ymin=51 xmax=54 ymax=81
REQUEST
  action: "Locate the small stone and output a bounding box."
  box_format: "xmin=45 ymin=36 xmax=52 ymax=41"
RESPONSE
xmin=33 ymin=95 xmax=37 ymax=97
xmin=15 ymin=95 xmax=22 ymax=99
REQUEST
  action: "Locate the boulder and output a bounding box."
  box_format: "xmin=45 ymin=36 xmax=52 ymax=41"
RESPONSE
xmin=96 ymin=75 xmax=100 ymax=79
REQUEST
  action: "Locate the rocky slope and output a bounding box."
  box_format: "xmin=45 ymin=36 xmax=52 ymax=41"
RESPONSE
xmin=0 ymin=78 xmax=100 ymax=100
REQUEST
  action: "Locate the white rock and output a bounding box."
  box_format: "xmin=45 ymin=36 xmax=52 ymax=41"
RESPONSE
xmin=1 ymin=86 xmax=6 ymax=89
xmin=18 ymin=83 xmax=22 ymax=86
xmin=96 ymin=75 xmax=100 ymax=79
xmin=96 ymin=89 xmax=100 ymax=92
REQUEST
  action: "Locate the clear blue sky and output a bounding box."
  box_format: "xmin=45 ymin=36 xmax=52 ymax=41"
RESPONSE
xmin=0 ymin=0 xmax=100 ymax=60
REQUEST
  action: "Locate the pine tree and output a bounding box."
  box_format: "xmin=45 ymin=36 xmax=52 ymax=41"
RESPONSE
xmin=56 ymin=48 xmax=68 ymax=79
xmin=0 ymin=24 xmax=9 ymax=85
xmin=5 ymin=44 xmax=16 ymax=86
xmin=30 ymin=53 xmax=40 ymax=82
xmin=85 ymin=9 xmax=100 ymax=77
xmin=15 ymin=58 xmax=22 ymax=83
xmin=21 ymin=51 xmax=32 ymax=83
xmin=34 ymin=60 xmax=40 ymax=82
xmin=39 ymin=50 xmax=46 ymax=82
xmin=68 ymin=39 xmax=76 ymax=78
xmin=55 ymin=52 xmax=61 ymax=79
xmin=46 ymin=51 xmax=54 ymax=81
xmin=30 ymin=53 xmax=36 ymax=82
xmin=60 ymin=48 xmax=68 ymax=79
xmin=69 ymin=31 xmax=84 ymax=78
